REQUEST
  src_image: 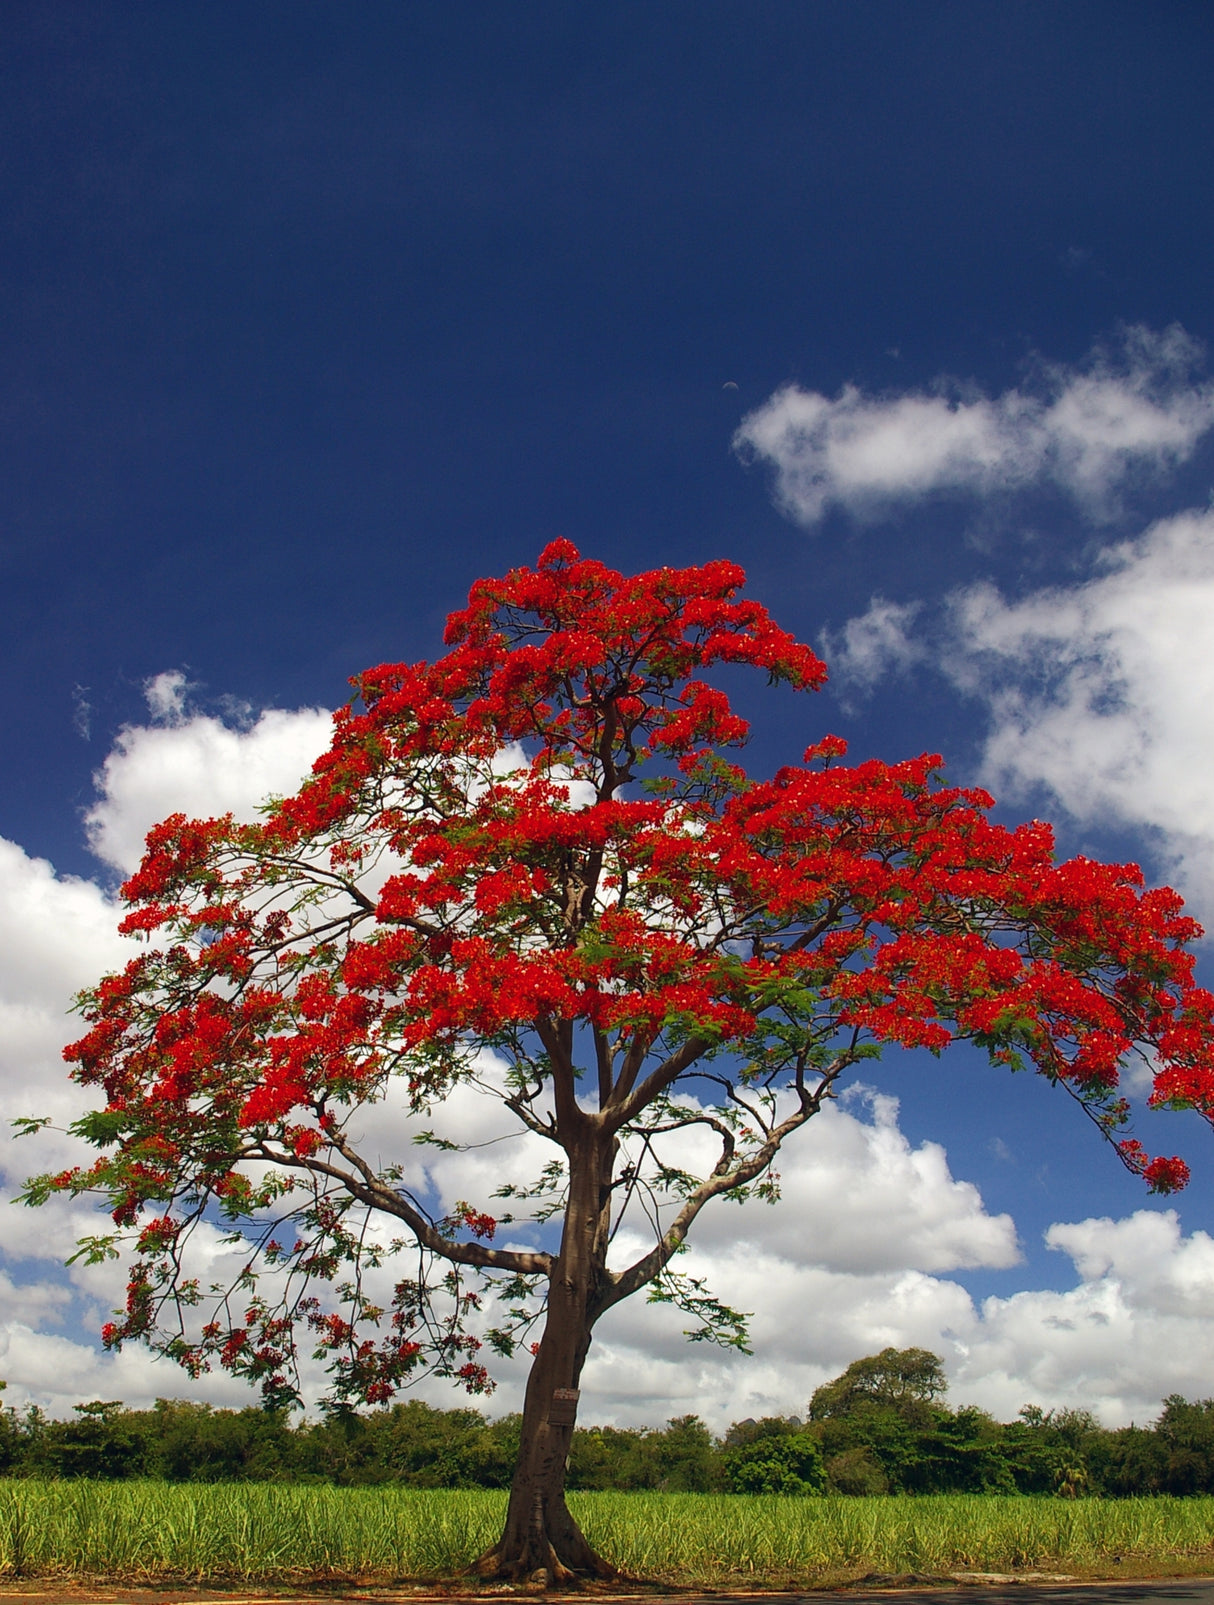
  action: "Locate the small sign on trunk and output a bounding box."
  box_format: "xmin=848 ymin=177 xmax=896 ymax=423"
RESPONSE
xmin=549 ymin=1387 xmax=580 ymax=1425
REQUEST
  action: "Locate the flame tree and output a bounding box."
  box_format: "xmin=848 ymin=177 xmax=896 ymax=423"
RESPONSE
xmin=25 ymin=543 xmax=1214 ymax=1579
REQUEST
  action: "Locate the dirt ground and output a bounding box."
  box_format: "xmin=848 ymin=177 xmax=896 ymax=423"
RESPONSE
xmin=4 ymin=1569 xmax=1214 ymax=1605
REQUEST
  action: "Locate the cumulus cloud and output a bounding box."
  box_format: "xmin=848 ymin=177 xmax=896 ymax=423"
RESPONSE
xmin=945 ymin=503 xmax=1214 ymax=915
xmin=0 ymin=838 xmax=132 ymax=1173
xmin=602 ymin=1087 xmax=1019 ymax=1278
xmin=584 ymin=1252 xmax=981 ymax=1430
xmin=85 ymin=685 xmax=331 ymax=875
xmin=735 ymin=324 xmax=1214 ymax=529
xmin=0 ymin=1322 xmax=263 ymax=1418
xmin=953 ymin=1211 xmax=1214 ymax=1424
xmin=577 ymin=1201 xmax=1214 ymax=1431
xmin=820 ymin=597 xmax=925 ymax=690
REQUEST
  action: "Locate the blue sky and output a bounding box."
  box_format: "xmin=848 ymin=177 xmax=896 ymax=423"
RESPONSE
xmin=3 ymin=3 xmax=1214 ymax=1428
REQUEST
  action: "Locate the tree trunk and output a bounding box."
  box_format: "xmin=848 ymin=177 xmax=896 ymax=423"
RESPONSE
xmin=474 ymin=1127 xmax=617 ymax=1583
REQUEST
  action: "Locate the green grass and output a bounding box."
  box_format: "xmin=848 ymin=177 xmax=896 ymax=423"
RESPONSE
xmin=1 ymin=1483 xmax=1214 ymax=1585
xmin=576 ymin=1491 xmax=1214 ymax=1584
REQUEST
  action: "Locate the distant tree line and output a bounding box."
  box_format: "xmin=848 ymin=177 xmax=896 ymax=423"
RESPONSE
xmin=2 ymin=1350 xmax=1213 ymax=1496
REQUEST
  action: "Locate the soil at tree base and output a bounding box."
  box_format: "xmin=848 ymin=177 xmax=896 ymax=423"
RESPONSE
xmin=5 ymin=1561 xmax=1214 ymax=1603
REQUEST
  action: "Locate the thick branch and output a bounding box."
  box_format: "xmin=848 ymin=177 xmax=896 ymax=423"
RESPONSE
xmin=605 ymin=1034 xmax=713 ymax=1129
xmin=502 ymin=1092 xmax=559 ymax=1142
xmin=255 ymin=1136 xmax=552 ymax=1277
xmin=534 ymin=1015 xmax=588 ymax=1139
xmin=593 ymin=1025 xmax=614 ymax=1109
xmin=607 ymin=1032 xmax=648 ymax=1109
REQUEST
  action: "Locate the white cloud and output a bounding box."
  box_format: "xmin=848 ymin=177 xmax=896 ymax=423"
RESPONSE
xmin=946 ymin=503 xmax=1214 ymax=916
xmin=1046 ymin=1210 xmax=1214 ymax=1317
xmin=583 ymin=1255 xmax=980 ymax=1429
xmin=85 ymin=698 xmax=331 ymax=875
xmin=0 ymin=1322 xmax=261 ymax=1417
xmin=606 ymin=1088 xmax=1019 ymax=1277
xmin=820 ymin=597 xmax=925 ymax=689
xmin=0 ymin=837 xmax=133 ymax=1177
xmin=953 ymin=1211 xmax=1214 ymax=1424
xmin=576 ymin=1201 xmax=1214 ymax=1431
xmin=142 ymin=669 xmax=198 ymax=725
xmin=0 ymin=1268 xmax=72 ymax=1328
xmin=735 ymin=324 xmax=1214 ymax=528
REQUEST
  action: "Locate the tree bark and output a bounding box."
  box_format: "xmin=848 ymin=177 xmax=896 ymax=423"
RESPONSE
xmin=474 ymin=1126 xmax=617 ymax=1583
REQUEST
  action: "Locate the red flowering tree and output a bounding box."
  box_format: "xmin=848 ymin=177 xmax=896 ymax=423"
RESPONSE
xmin=25 ymin=542 xmax=1214 ymax=1579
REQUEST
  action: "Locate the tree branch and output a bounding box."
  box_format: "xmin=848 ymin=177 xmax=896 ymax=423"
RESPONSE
xmin=228 ymin=850 xmax=381 ymax=916
xmin=596 ymin=1059 xmax=848 ymax=1314
xmin=257 ymin=1135 xmax=552 ymax=1277
xmin=594 ymin=1025 xmax=614 ymax=1109
xmin=606 ymin=1034 xmax=714 ymax=1129
xmin=534 ymin=1015 xmax=588 ymax=1138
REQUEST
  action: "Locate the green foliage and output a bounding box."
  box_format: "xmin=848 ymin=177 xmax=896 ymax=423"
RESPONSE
xmin=996 ymin=1406 xmax=1106 ymax=1496
xmin=810 ymin=1352 xmax=1090 ymax=1498
xmin=721 ymin=1413 xmax=804 ymax=1448
xmin=823 ymin=1445 xmax=889 ymax=1495
xmin=569 ymin=1415 xmax=720 ymax=1492
xmin=810 ymin=1345 xmax=948 ymax=1422
xmin=646 ymin=1269 xmax=752 ymax=1350
xmin=723 ymin=1430 xmax=825 ymax=1494
xmin=5 ymin=1349 xmax=1214 ymax=1499
xmin=1151 ymin=1395 xmax=1214 ymax=1494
